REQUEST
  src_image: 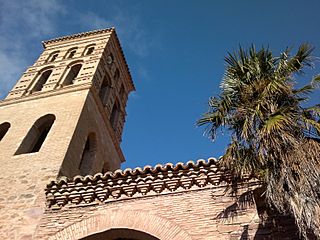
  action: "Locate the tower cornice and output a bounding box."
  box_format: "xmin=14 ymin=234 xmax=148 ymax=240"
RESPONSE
xmin=42 ymin=28 xmax=115 ymax=47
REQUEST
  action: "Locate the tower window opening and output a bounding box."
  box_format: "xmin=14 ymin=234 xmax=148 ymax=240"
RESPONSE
xmin=0 ymin=122 xmax=10 ymax=141
xmin=63 ymin=64 xmax=82 ymax=86
xmin=33 ymin=69 xmax=52 ymax=92
xmin=31 ymin=125 xmax=51 ymax=152
xmin=79 ymin=133 xmax=97 ymax=176
xmin=114 ymin=69 xmax=120 ymax=81
xmin=99 ymin=75 xmax=112 ymax=105
xmin=110 ymin=101 xmax=120 ymax=130
xmin=47 ymin=51 xmax=59 ymax=63
xmin=49 ymin=53 xmax=58 ymax=62
xmin=65 ymin=48 xmax=78 ymax=59
xmin=68 ymin=50 xmax=76 ymax=59
xmin=68 ymin=50 xmax=76 ymax=58
xmin=86 ymin=47 xmax=94 ymax=55
xmin=119 ymin=84 xmax=125 ymax=101
xmin=15 ymin=114 xmax=55 ymax=155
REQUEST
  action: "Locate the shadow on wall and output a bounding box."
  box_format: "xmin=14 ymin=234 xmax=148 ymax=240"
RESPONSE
xmin=80 ymin=228 xmax=160 ymax=240
xmin=213 ymin=187 xmax=314 ymax=240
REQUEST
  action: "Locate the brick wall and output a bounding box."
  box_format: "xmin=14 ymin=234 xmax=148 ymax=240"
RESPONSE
xmin=34 ymin=158 xmax=302 ymax=240
xmin=35 ymin=187 xmax=301 ymax=240
xmin=36 ymin=188 xmax=259 ymax=240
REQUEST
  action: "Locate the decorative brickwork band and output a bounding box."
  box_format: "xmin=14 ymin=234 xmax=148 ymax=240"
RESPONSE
xmin=48 ymin=210 xmax=193 ymax=240
xmin=42 ymin=28 xmax=114 ymax=45
xmin=46 ymin=158 xmax=258 ymax=209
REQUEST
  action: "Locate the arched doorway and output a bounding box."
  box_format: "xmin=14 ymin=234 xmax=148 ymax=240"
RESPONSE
xmin=47 ymin=211 xmax=192 ymax=240
xmin=80 ymin=228 xmax=160 ymax=240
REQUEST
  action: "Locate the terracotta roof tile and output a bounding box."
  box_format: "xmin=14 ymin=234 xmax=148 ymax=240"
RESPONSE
xmin=48 ymin=157 xmax=220 ymax=187
xmin=45 ymin=158 xmax=259 ymax=209
xmin=42 ymin=28 xmax=114 ymax=45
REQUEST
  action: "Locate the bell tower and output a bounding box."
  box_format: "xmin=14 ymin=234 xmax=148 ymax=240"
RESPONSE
xmin=0 ymin=28 xmax=134 ymax=239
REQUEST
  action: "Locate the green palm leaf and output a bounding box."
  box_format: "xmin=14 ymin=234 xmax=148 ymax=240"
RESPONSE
xmin=198 ymin=44 xmax=320 ymax=238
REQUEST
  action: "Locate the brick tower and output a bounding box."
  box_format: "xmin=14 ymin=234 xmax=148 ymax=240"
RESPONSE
xmin=0 ymin=28 xmax=134 ymax=239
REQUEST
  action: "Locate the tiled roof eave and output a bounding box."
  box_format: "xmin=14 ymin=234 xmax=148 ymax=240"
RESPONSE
xmin=45 ymin=158 xmax=261 ymax=209
xmin=42 ymin=28 xmax=114 ymax=46
xmin=48 ymin=158 xmax=220 ymax=187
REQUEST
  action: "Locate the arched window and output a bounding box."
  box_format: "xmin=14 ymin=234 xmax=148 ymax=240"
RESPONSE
xmin=114 ymin=68 xmax=120 ymax=81
xmin=83 ymin=44 xmax=95 ymax=56
xmin=33 ymin=69 xmax=52 ymax=92
xmin=86 ymin=47 xmax=94 ymax=55
xmin=79 ymin=133 xmax=97 ymax=176
xmin=0 ymin=122 xmax=10 ymax=141
xmin=63 ymin=64 xmax=82 ymax=86
xmin=119 ymin=84 xmax=125 ymax=101
xmin=47 ymin=51 xmax=59 ymax=63
xmin=110 ymin=101 xmax=120 ymax=130
xmin=68 ymin=50 xmax=76 ymax=58
xmin=65 ymin=47 xmax=78 ymax=59
xmin=15 ymin=114 xmax=55 ymax=155
xmin=99 ymin=74 xmax=112 ymax=105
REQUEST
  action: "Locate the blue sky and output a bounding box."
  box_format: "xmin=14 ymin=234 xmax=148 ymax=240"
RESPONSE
xmin=0 ymin=0 xmax=319 ymax=169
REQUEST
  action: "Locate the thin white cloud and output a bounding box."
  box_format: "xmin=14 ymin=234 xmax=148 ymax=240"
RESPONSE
xmin=0 ymin=0 xmax=65 ymax=37
xmin=0 ymin=52 xmax=26 ymax=97
xmin=78 ymin=9 xmax=152 ymax=58
xmin=0 ymin=0 xmax=65 ymax=98
xmin=0 ymin=1 xmax=156 ymax=98
xmin=79 ymin=12 xmax=113 ymax=30
xmin=77 ymin=8 xmax=156 ymax=93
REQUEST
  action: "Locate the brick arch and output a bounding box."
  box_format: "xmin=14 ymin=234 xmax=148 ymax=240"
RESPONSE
xmin=48 ymin=210 xmax=193 ymax=240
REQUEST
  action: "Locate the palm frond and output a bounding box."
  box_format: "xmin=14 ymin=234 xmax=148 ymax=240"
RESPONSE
xmin=311 ymin=75 xmax=320 ymax=87
xmin=198 ymin=43 xmax=320 ymax=238
xmin=261 ymin=113 xmax=292 ymax=135
xmin=293 ymin=84 xmax=314 ymax=95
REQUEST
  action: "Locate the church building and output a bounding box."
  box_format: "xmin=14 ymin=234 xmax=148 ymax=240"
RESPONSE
xmin=0 ymin=28 xmax=298 ymax=240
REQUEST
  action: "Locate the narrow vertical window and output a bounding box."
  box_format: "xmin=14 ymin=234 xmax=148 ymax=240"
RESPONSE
xmin=99 ymin=75 xmax=112 ymax=105
xmin=119 ymin=84 xmax=125 ymax=101
xmin=83 ymin=44 xmax=95 ymax=56
xmin=114 ymin=69 xmax=120 ymax=81
xmin=65 ymin=47 xmax=78 ymax=59
xmin=68 ymin=50 xmax=76 ymax=59
xmin=47 ymin=51 xmax=59 ymax=63
xmin=49 ymin=53 xmax=58 ymax=62
xmin=86 ymin=47 xmax=94 ymax=55
xmin=33 ymin=69 xmax=52 ymax=92
xmin=0 ymin=122 xmax=10 ymax=141
xmin=110 ymin=101 xmax=120 ymax=130
xmin=63 ymin=64 xmax=82 ymax=86
xmin=15 ymin=114 xmax=55 ymax=155
xmin=79 ymin=133 xmax=97 ymax=176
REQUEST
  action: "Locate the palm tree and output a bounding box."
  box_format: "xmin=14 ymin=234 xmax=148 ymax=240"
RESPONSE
xmin=198 ymin=44 xmax=320 ymax=238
